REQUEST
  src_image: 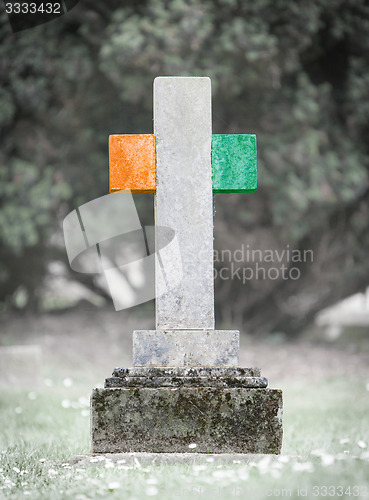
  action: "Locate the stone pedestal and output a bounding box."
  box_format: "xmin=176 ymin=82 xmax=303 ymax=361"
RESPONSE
xmin=133 ymin=330 xmax=239 ymax=367
xmin=91 ymin=367 xmax=283 ymax=454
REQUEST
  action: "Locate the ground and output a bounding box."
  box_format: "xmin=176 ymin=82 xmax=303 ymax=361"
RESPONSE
xmin=0 ymin=304 xmax=369 ymax=499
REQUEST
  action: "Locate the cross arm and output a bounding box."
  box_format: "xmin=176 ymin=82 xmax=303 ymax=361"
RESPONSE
xmin=211 ymin=134 xmax=257 ymax=193
xmin=109 ymin=133 xmax=257 ymax=194
xmin=109 ymin=134 xmax=156 ymax=193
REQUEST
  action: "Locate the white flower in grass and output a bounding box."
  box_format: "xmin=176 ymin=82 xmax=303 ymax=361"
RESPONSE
xmin=256 ymin=455 xmax=272 ymax=473
xmin=212 ymin=469 xmax=226 ymax=478
xmin=271 ymin=468 xmax=281 ymax=479
xmin=146 ymin=486 xmax=159 ymax=496
xmin=15 ymin=407 xmax=22 ymax=414
xmin=336 ymin=453 xmax=349 ymax=460
xmin=63 ymin=378 xmax=73 ymax=387
xmin=90 ymin=458 xmax=99 ymax=463
xmin=78 ymin=396 xmax=89 ymax=407
xmin=193 ymin=464 xmax=207 ymax=471
xmin=339 ymin=438 xmax=349 ymax=444
xmin=4 ymin=477 xmax=14 ymax=487
xmin=358 ymin=440 xmax=367 ymax=449
xmin=116 ymin=459 xmax=126 ymax=464
xmin=146 ymin=477 xmax=158 ymax=485
xmin=61 ymin=400 xmax=70 ymax=409
xmin=321 ymin=454 xmax=335 ymax=466
xmin=311 ymin=449 xmax=325 ymax=457
xmin=292 ymin=462 xmax=314 ymax=472
xmin=188 ymin=443 xmax=197 ymax=449
xmin=81 ymin=410 xmax=89 ymax=417
xmin=238 ymin=468 xmax=249 ymax=481
xmin=48 ymin=469 xmax=58 ymax=477
xmin=272 ymin=461 xmax=283 ymax=470
xmin=212 ymin=469 xmax=238 ymax=480
xmin=104 ymin=462 xmax=114 ymax=469
xmin=108 ymin=482 xmax=121 ymax=491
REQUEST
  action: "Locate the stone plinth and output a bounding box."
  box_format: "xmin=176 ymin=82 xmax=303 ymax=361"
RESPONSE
xmin=91 ymin=367 xmax=283 ymax=454
xmin=133 ymin=330 xmax=239 ymax=367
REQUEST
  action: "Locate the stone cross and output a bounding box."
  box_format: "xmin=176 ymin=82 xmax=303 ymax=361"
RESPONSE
xmin=109 ymin=77 xmax=257 ymax=367
xmin=90 ymin=77 xmax=283 ymax=455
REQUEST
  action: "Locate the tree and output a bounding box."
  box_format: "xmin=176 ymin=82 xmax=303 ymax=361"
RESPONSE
xmin=0 ymin=0 xmax=368 ymax=334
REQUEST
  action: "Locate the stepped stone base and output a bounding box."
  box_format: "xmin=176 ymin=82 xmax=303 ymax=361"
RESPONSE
xmin=91 ymin=367 xmax=283 ymax=454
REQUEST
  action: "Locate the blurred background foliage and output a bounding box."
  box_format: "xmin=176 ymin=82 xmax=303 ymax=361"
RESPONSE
xmin=0 ymin=0 xmax=368 ymax=335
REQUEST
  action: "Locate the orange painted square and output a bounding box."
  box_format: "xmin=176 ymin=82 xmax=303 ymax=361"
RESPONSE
xmin=109 ymin=134 xmax=156 ymax=193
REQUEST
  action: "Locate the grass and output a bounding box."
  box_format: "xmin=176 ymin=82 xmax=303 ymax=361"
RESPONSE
xmin=0 ymin=377 xmax=369 ymax=499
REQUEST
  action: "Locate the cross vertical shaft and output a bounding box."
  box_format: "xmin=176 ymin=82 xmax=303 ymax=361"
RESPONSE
xmin=154 ymin=77 xmax=215 ymax=330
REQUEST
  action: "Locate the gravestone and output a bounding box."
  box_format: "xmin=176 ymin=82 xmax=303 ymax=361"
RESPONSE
xmin=91 ymin=77 xmax=283 ymax=453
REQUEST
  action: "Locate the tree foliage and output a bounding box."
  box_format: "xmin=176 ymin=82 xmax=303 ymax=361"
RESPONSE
xmin=0 ymin=0 xmax=369 ymax=333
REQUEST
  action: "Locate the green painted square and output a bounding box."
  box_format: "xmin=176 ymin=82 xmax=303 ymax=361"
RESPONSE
xmin=212 ymin=134 xmax=257 ymax=193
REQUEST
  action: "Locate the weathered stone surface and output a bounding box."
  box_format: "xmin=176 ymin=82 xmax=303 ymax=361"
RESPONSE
xmin=105 ymin=375 xmax=268 ymax=388
xmin=212 ymin=134 xmax=257 ymax=193
xmin=113 ymin=366 xmax=261 ymax=378
xmin=133 ymin=330 xmax=239 ymax=367
xmin=91 ymin=387 xmax=283 ymax=454
xmin=109 ymin=134 xmax=156 ymax=193
xmin=154 ymin=77 xmax=214 ymax=329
